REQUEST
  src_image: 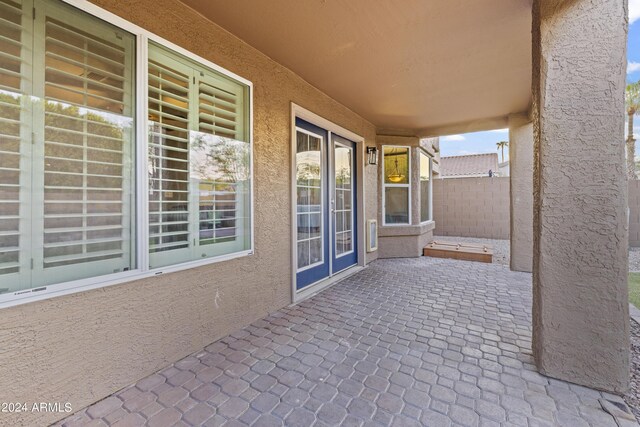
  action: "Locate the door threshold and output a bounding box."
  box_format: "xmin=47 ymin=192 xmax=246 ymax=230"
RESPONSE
xmin=292 ymin=265 xmax=365 ymax=304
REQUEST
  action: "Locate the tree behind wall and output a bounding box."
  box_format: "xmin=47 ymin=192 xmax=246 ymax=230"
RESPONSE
xmin=626 ymin=81 xmax=640 ymax=179
xmin=496 ymin=141 xmax=508 ymax=163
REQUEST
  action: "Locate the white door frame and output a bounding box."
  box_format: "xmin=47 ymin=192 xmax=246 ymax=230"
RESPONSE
xmin=290 ymin=103 xmax=366 ymax=303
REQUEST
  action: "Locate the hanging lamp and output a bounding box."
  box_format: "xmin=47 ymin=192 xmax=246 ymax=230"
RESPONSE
xmin=387 ymin=156 xmax=405 ymax=183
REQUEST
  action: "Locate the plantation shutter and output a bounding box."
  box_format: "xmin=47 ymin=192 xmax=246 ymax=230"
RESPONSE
xmin=147 ymin=47 xmax=194 ymax=268
xmin=32 ymin=0 xmax=135 ymax=285
xmin=197 ymin=74 xmax=243 ymax=140
xmin=0 ymin=0 xmax=32 ymax=292
xmin=196 ymin=73 xmax=246 ymax=253
xmin=148 ymin=44 xmax=250 ymax=268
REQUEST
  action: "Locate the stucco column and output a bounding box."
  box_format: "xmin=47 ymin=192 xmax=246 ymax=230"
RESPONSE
xmin=509 ymin=114 xmax=533 ymax=273
xmin=531 ymin=0 xmax=629 ymax=392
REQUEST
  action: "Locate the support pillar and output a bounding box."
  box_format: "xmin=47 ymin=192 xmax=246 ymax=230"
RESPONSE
xmin=532 ymin=0 xmax=629 ymax=392
xmin=509 ymin=114 xmax=534 ymax=273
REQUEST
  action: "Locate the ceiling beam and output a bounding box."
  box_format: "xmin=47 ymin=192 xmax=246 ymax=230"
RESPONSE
xmin=417 ymin=115 xmax=514 ymax=138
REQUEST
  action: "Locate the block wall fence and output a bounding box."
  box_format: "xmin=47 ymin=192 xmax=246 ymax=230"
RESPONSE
xmin=435 ymin=177 xmax=640 ymax=247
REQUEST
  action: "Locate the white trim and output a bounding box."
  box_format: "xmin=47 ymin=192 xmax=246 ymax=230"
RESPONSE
xmin=290 ymin=103 xmax=366 ymax=300
xmin=327 ymin=130 xmax=333 ymax=277
xmin=418 ymin=149 xmax=433 ymax=224
xmin=136 ymin=33 xmax=150 ymax=277
xmin=248 ymin=77 xmax=255 ymax=257
xmin=381 ymin=145 xmax=412 ymax=226
xmin=366 ymin=219 xmax=378 ymax=252
xmin=0 ymin=250 xmax=252 ymax=309
xmin=290 ymin=108 xmax=297 ymax=296
xmin=0 ymin=0 xmax=255 ymax=308
xmin=292 ymin=104 xmax=364 ymax=143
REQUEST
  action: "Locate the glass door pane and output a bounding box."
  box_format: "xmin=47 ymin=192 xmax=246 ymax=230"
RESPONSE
xmin=334 ymin=144 xmax=353 ymax=256
xmin=331 ymin=134 xmax=357 ymax=273
xmin=294 ymin=118 xmax=330 ymax=291
xmin=296 ymin=130 xmax=323 ymax=270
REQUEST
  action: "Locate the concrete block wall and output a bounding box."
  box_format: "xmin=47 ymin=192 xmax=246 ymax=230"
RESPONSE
xmin=434 ymin=177 xmax=640 ymax=247
xmin=433 ymin=177 xmax=510 ymax=239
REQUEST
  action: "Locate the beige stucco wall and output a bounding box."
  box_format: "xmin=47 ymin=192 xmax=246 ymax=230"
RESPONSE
xmin=432 ymin=177 xmax=510 ymax=239
xmin=0 ymin=1 xmax=378 ymax=425
xmin=531 ymin=0 xmax=629 ymax=393
xmin=509 ymin=115 xmax=534 ymax=272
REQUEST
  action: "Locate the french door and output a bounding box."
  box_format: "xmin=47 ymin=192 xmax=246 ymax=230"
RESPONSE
xmin=295 ymin=118 xmax=357 ymax=291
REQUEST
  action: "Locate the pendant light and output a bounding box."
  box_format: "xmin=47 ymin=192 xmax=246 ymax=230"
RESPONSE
xmin=387 ymin=155 xmax=405 ymax=183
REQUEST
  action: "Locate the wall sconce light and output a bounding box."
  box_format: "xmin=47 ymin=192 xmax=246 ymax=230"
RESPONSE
xmin=366 ymin=147 xmax=378 ymax=165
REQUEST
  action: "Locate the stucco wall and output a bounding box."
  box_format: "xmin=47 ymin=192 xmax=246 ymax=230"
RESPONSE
xmin=432 ymin=177 xmax=510 ymax=239
xmin=509 ymin=116 xmax=534 ymax=272
xmin=0 ymin=1 xmax=378 ymax=425
xmin=532 ymin=0 xmax=629 ymax=393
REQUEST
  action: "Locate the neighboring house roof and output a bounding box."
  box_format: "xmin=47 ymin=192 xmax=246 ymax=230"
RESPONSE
xmin=440 ymin=153 xmax=499 ymax=178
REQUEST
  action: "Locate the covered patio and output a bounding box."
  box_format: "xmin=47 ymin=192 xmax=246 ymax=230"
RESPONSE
xmin=0 ymin=0 xmax=633 ymax=425
xmin=57 ymin=257 xmax=636 ymax=427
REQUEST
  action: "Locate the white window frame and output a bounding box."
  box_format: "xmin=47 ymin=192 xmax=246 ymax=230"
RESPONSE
xmin=381 ymin=145 xmax=411 ymax=226
xmin=419 ymin=149 xmax=433 ymax=224
xmin=0 ymin=0 xmax=254 ymax=308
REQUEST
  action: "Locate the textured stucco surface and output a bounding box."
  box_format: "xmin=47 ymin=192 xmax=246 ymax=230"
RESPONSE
xmin=433 ymin=177 xmax=510 ymax=240
xmin=0 ymin=1 xmax=378 ymax=425
xmin=377 ymin=222 xmax=436 ymax=259
xmin=531 ymin=0 xmax=630 ymax=392
xmin=509 ymin=115 xmax=534 ymax=273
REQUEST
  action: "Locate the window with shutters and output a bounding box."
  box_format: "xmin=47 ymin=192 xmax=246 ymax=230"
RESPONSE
xmin=0 ymin=0 xmax=136 ymax=295
xmin=0 ymin=0 xmax=253 ymax=305
xmin=147 ymin=43 xmax=250 ymax=269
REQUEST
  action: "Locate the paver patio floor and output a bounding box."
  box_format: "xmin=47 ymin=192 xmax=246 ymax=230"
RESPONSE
xmin=57 ymin=258 xmax=638 ymax=427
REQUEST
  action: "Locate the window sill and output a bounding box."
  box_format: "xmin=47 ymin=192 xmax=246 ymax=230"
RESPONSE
xmin=0 ymin=249 xmax=253 ymax=309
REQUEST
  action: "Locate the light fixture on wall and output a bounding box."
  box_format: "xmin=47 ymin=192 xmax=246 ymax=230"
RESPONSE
xmin=387 ymin=157 xmax=405 ymax=183
xmin=366 ymin=147 xmax=378 ymax=165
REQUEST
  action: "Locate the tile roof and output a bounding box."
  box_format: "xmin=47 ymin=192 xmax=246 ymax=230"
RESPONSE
xmin=440 ymin=153 xmax=499 ymax=178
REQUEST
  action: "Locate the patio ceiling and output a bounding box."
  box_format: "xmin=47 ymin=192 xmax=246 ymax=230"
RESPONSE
xmin=181 ymin=0 xmax=533 ymax=136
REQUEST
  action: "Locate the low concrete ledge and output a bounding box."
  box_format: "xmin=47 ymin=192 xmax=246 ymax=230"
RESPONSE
xmin=378 ymin=221 xmax=435 ymax=258
xmin=378 ymin=221 xmax=435 ymax=237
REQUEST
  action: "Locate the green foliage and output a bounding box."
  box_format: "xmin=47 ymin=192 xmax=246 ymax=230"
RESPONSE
xmin=627 ymin=81 xmax=640 ymax=117
xmin=626 ymin=81 xmax=640 ymax=178
xmin=496 ymin=140 xmax=508 ymax=163
xmin=190 ymin=132 xmax=250 ymax=183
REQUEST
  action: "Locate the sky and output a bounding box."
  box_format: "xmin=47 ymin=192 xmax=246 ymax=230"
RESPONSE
xmin=440 ymin=1 xmax=640 ymax=161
